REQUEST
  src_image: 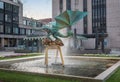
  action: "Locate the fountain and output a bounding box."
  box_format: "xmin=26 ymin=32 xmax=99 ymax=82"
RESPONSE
xmin=0 ymin=10 xmax=120 ymax=82
xmin=42 ymin=10 xmax=87 ymax=66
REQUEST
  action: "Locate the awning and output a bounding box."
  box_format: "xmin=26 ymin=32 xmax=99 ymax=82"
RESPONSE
xmin=24 ymin=36 xmax=46 ymax=40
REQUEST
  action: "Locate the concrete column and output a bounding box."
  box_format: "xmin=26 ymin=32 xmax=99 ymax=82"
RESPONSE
xmin=16 ymin=39 xmax=19 ymax=47
xmin=1 ymin=38 xmax=5 ymax=47
xmin=8 ymin=38 xmax=10 ymax=47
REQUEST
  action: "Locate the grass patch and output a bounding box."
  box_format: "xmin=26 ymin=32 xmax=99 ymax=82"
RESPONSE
xmin=0 ymin=53 xmax=43 ymax=60
xmin=83 ymin=54 xmax=120 ymax=57
xmin=106 ymin=67 xmax=120 ymax=82
xmin=0 ymin=70 xmax=79 ymax=82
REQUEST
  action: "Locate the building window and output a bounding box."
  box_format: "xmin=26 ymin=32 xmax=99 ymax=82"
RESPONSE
xmin=5 ymin=3 xmax=12 ymax=11
xmin=26 ymin=20 xmax=31 ymax=26
xmin=20 ymin=28 xmax=25 ymax=35
xmin=26 ymin=29 xmax=31 ymax=35
xmin=0 ymin=1 xmax=4 ymax=9
xmin=31 ymin=29 xmax=35 ymax=34
xmin=5 ymin=25 xmax=11 ymax=34
xmin=13 ymin=5 xmax=19 ymax=13
xmin=5 ymin=14 xmax=12 ymax=22
xmin=92 ymin=0 xmax=106 ymax=33
xmin=36 ymin=22 xmax=42 ymax=27
xmin=59 ymin=0 xmax=63 ymax=13
xmin=0 ymin=24 xmax=3 ymax=33
xmin=31 ymin=21 xmax=37 ymax=27
xmin=13 ymin=25 xmax=19 ymax=34
xmin=23 ymin=20 xmax=27 ymax=25
xmin=66 ymin=0 xmax=71 ymax=10
xmin=75 ymin=0 xmax=79 ymax=10
xmin=13 ymin=14 xmax=19 ymax=23
xmin=83 ymin=0 xmax=88 ymax=34
xmin=13 ymin=27 xmax=19 ymax=34
xmin=0 ymin=13 xmax=3 ymax=21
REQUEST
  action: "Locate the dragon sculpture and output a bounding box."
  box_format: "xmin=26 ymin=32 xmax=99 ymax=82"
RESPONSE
xmin=42 ymin=10 xmax=87 ymax=46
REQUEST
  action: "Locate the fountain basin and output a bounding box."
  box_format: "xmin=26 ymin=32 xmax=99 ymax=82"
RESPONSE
xmin=0 ymin=56 xmax=119 ymax=82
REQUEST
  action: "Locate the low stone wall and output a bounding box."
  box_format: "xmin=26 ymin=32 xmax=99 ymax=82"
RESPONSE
xmin=14 ymin=49 xmax=32 ymax=53
xmin=68 ymin=49 xmax=111 ymax=55
xmin=0 ymin=56 xmax=119 ymax=82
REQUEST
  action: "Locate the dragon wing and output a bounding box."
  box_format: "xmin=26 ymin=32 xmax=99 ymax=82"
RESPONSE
xmin=55 ymin=10 xmax=87 ymax=30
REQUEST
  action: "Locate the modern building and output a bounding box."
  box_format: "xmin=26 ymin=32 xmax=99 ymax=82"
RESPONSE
xmin=21 ymin=17 xmax=44 ymax=52
xmin=22 ymin=17 xmax=52 ymax=52
xmin=52 ymin=0 xmax=120 ymax=50
xmin=0 ymin=0 xmax=23 ymax=50
xmin=0 ymin=0 xmax=44 ymax=51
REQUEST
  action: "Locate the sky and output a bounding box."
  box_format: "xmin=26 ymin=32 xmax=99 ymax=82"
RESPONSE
xmin=21 ymin=0 xmax=52 ymax=19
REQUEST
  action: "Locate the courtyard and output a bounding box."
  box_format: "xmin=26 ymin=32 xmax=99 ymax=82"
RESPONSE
xmin=0 ymin=52 xmax=120 ymax=82
xmin=0 ymin=0 xmax=120 ymax=82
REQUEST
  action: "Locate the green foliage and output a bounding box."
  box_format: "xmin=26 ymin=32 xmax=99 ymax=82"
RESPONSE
xmin=0 ymin=70 xmax=79 ymax=82
xmin=106 ymin=67 xmax=120 ymax=82
xmin=83 ymin=54 xmax=120 ymax=57
xmin=0 ymin=53 xmax=43 ymax=60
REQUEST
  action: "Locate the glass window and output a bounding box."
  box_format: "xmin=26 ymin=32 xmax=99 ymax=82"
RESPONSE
xmin=30 ymin=21 xmax=37 ymax=27
xmin=5 ymin=14 xmax=12 ymax=22
xmin=13 ymin=14 xmax=19 ymax=23
xmin=13 ymin=27 xmax=19 ymax=34
xmin=13 ymin=5 xmax=19 ymax=13
xmin=23 ymin=20 xmax=27 ymax=25
xmin=31 ymin=29 xmax=35 ymax=34
xmin=5 ymin=25 xmax=11 ymax=33
xmin=0 ymin=24 xmax=3 ymax=33
xmin=5 ymin=3 xmax=12 ymax=11
xmin=0 ymin=1 xmax=4 ymax=9
xmin=20 ymin=28 xmax=25 ymax=35
xmin=66 ymin=0 xmax=71 ymax=10
xmin=27 ymin=20 xmax=30 ymax=26
xmin=0 ymin=13 xmax=3 ymax=21
xmin=13 ymin=25 xmax=19 ymax=34
xmin=59 ymin=0 xmax=63 ymax=13
xmin=36 ymin=22 xmax=43 ymax=27
xmin=26 ymin=29 xmax=31 ymax=35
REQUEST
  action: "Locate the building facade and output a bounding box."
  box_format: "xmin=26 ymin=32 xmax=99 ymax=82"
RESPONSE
xmin=0 ymin=0 xmax=23 ymax=50
xmin=21 ymin=17 xmax=43 ymax=52
xmin=0 ymin=0 xmax=43 ymax=50
xmin=52 ymin=0 xmax=120 ymax=50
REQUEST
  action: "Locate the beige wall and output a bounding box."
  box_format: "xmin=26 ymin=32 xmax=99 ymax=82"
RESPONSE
xmin=52 ymin=0 xmax=120 ymax=49
xmin=106 ymin=0 xmax=120 ymax=49
xmin=87 ymin=0 xmax=92 ymax=34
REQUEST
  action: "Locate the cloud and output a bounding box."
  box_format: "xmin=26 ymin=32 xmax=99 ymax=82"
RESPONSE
xmin=22 ymin=0 xmax=52 ymax=19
